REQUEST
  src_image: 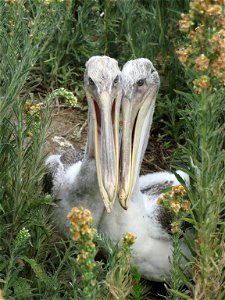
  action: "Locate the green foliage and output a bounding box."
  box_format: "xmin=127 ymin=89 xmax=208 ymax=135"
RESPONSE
xmin=0 ymin=0 xmax=224 ymax=299
xmin=131 ymin=265 xmax=153 ymax=300
xmin=5 ymin=0 xmax=188 ymax=99
xmin=170 ymin=89 xmax=225 ymax=300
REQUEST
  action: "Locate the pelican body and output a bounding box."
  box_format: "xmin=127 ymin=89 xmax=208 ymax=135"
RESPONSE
xmin=99 ymin=59 xmax=190 ymax=281
xmin=45 ymin=56 xmax=122 ymax=235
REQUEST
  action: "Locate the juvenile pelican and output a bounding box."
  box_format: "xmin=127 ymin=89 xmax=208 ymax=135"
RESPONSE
xmin=45 ymin=56 xmax=122 ymax=235
xmin=99 ymin=59 xmax=190 ymax=281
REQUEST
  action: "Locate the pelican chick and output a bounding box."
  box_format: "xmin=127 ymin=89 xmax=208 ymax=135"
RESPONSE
xmin=99 ymin=58 xmax=190 ymax=282
xmin=45 ymin=56 xmax=122 ymax=236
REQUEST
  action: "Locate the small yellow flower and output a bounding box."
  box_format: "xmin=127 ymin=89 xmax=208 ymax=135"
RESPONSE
xmin=68 ymin=207 xmax=95 ymax=240
xmin=210 ymin=30 xmax=225 ymax=54
xmin=189 ymin=31 xmax=198 ymax=42
xmin=220 ymin=78 xmax=225 ymax=86
xmin=88 ymin=262 xmax=96 ymax=270
xmin=190 ymin=0 xmax=208 ymax=13
xmin=86 ymin=241 xmax=96 ymax=249
xmin=171 ymin=222 xmax=179 ymax=234
xmin=0 ymin=289 xmax=4 ymax=300
xmin=179 ymin=14 xmax=192 ymax=32
xmin=193 ymin=75 xmax=211 ymax=92
xmin=167 ymin=190 xmax=175 ymax=197
xmin=77 ymin=250 xmax=89 ymax=262
xmin=172 ymin=185 xmax=187 ymax=196
xmin=73 ymin=231 xmax=80 ymax=241
xmin=27 ymin=131 xmax=33 ymax=138
xmin=213 ymin=16 xmax=225 ymax=28
xmin=195 ymin=54 xmax=210 ymax=71
xmin=176 ymin=48 xmax=190 ymax=65
xmin=123 ymin=232 xmax=136 ymax=246
xmin=211 ymin=57 xmax=224 ymax=78
xmin=181 ymin=200 xmax=191 ymax=211
xmin=199 ymin=75 xmax=211 ymax=88
xmin=82 ymin=225 xmax=92 ymax=235
xmin=206 ymin=5 xmax=222 ymax=17
xmin=157 ymin=197 xmax=164 ymax=205
xmin=170 ymin=201 xmax=181 ymax=214
xmin=214 ymin=0 xmax=225 ymax=5
xmin=5 ymin=0 xmax=17 ymax=4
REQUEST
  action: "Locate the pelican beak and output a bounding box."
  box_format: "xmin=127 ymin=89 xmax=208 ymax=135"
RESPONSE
xmin=119 ymin=86 xmax=159 ymax=209
xmin=89 ymin=90 xmax=122 ymax=212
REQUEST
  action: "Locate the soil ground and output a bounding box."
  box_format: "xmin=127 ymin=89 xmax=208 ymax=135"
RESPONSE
xmin=45 ymin=106 xmax=170 ymax=173
xmin=45 ymin=107 xmax=88 ymax=155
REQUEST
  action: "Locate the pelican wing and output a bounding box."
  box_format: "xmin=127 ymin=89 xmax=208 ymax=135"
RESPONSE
xmin=60 ymin=148 xmax=84 ymax=166
xmin=43 ymin=148 xmax=84 ymax=194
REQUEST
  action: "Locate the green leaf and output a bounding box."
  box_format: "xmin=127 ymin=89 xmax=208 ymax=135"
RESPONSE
xmin=161 ymin=186 xmax=173 ymax=194
xmin=182 ymin=217 xmax=194 ymax=225
xmin=13 ymin=277 xmax=33 ymax=299
xmin=0 ymin=203 xmax=5 ymax=213
xmin=22 ymin=256 xmax=49 ymax=284
xmin=168 ymin=288 xmax=191 ymax=299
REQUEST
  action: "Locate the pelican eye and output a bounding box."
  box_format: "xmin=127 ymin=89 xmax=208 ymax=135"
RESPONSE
xmin=151 ymin=68 xmax=155 ymax=74
xmin=113 ymin=75 xmax=119 ymax=85
xmin=137 ymin=79 xmax=145 ymax=86
xmin=89 ymin=77 xmax=95 ymax=86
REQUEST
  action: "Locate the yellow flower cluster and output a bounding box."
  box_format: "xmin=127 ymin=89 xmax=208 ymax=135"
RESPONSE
xmin=189 ymin=25 xmax=204 ymax=43
xmin=157 ymin=185 xmax=190 ymax=234
xmin=158 ymin=185 xmax=187 ymax=202
xmin=68 ymin=207 xmax=97 ymax=296
xmin=176 ymin=47 xmax=191 ymax=65
xmin=4 ymin=0 xmax=17 ymax=4
xmin=193 ymin=75 xmax=211 ymax=93
xmin=206 ymin=4 xmax=222 ymax=16
xmin=0 ymin=289 xmax=4 ymax=300
xmin=177 ymin=0 xmax=225 ymax=91
xmin=77 ymin=248 xmax=96 ymax=270
xmin=24 ymin=102 xmax=42 ymax=118
xmin=24 ymin=101 xmax=44 ymax=136
xmin=171 ymin=222 xmax=179 ymax=234
xmin=170 ymin=199 xmax=191 ymax=214
xmin=123 ymin=232 xmax=137 ymax=247
xmin=68 ymin=207 xmax=96 ymax=241
xmin=190 ymin=0 xmax=224 ymax=15
xmin=179 ymin=14 xmax=193 ymax=32
xmin=195 ymin=54 xmax=210 ymax=71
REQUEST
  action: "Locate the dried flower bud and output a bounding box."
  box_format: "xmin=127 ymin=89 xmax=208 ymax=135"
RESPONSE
xmin=171 ymin=222 xmax=179 ymax=234
xmin=157 ymin=197 xmax=164 ymax=205
xmin=123 ymin=232 xmax=137 ymax=246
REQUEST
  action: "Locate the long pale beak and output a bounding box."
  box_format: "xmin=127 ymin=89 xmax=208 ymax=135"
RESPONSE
xmin=90 ymin=90 xmax=121 ymax=212
xmin=119 ymin=86 xmax=158 ymax=209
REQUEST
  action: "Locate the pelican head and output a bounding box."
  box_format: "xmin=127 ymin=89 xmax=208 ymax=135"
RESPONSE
xmin=84 ymin=56 xmax=122 ymax=212
xmin=119 ymin=58 xmax=160 ymax=209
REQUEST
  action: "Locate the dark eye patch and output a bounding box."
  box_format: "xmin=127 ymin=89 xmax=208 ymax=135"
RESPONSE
xmin=151 ymin=69 xmax=155 ymax=74
xmin=114 ymin=75 xmax=119 ymax=85
xmin=137 ymin=79 xmax=145 ymax=86
xmin=89 ymin=77 xmax=95 ymax=85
